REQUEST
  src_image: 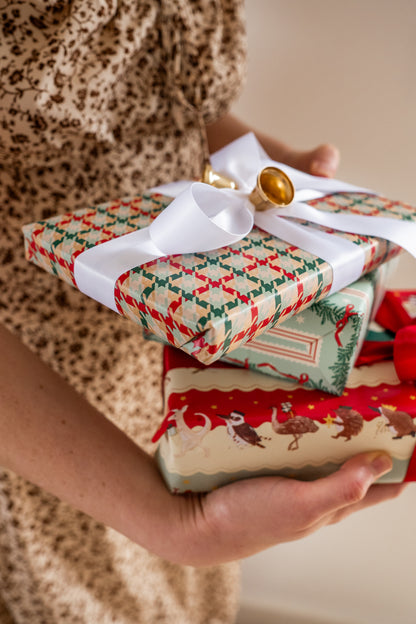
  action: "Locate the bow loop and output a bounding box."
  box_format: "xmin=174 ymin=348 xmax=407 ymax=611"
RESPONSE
xmin=356 ymin=291 xmax=416 ymax=382
xmin=394 ymin=326 xmax=416 ymax=382
xmin=149 ymin=182 xmax=253 ymax=255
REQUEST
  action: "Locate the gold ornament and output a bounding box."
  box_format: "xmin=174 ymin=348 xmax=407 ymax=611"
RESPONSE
xmin=249 ymin=166 xmax=295 ymax=211
xmin=201 ymin=163 xmax=238 ymax=190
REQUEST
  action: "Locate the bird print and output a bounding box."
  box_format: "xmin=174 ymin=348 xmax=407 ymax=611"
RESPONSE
xmin=271 ymin=405 xmax=319 ymax=451
xmin=218 ymin=410 xmax=265 ymax=449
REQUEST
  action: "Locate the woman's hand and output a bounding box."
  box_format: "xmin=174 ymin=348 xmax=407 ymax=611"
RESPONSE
xmin=206 ymin=113 xmax=340 ymax=177
xmin=167 ymin=452 xmax=404 ymax=566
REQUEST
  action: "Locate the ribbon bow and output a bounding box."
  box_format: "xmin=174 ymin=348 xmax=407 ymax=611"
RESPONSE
xmin=74 ymin=133 xmax=416 ymax=313
xmin=356 ymin=291 xmax=416 ymax=382
xmin=334 ymin=304 xmax=358 ymax=347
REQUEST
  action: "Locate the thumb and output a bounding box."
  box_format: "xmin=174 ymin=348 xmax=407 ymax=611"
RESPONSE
xmin=309 ymin=144 xmax=340 ymax=178
xmin=305 ymin=452 xmax=393 ymax=517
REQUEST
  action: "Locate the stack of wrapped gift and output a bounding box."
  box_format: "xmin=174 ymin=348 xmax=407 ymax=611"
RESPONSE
xmin=151 ymin=289 xmax=416 ymax=494
xmin=22 ymin=135 xmax=416 ymax=491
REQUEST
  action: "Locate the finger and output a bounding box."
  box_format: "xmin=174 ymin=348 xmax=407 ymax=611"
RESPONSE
xmin=299 ymin=452 xmax=393 ymax=525
xmin=285 ymin=144 xmax=340 ymax=177
xmin=309 ymin=143 xmax=340 ymax=177
xmin=327 ymin=482 xmax=408 ymax=526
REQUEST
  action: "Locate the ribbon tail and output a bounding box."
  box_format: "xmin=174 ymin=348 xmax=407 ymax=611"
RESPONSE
xmin=74 ymin=228 xmax=165 ymax=312
xmin=254 ymin=212 xmax=366 ymax=294
xmin=277 ymin=202 xmax=416 ymax=258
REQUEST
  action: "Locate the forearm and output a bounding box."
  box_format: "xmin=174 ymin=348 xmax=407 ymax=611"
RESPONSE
xmin=0 ymin=324 xmax=177 ymax=557
xmin=206 ymin=113 xmax=291 ymax=161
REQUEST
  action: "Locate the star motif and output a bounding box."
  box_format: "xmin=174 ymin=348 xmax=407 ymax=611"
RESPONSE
xmin=324 ymin=414 xmax=336 ymax=427
xmin=180 ymin=395 xmax=187 ymax=401
xmin=342 ymin=391 xmax=349 ymax=397
xmin=295 ymin=315 xmax=305 ymax=324
xmin=308 ymin=404 xmax=315 ymax=410
xmin=371 ymin=396 xmax=379 ymax=402
xmin=410 ymin=395 xmax=416 ymax=401
xmin=211 ymin=405 xmax=217 ymax=410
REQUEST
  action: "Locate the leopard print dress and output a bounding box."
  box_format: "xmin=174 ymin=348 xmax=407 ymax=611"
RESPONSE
xmin=0 ymin=2 xmax=246 ymax=622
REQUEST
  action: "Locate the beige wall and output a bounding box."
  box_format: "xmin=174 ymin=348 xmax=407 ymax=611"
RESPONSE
xmin=233 ymin=1 xmax=416 ymax=622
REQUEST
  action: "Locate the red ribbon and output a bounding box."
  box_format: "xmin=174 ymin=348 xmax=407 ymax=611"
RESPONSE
xmin=257 ymin=362 xmax=309 ymax=384
xmin=393 ymin=325 xmax=416 ymax=382
xmin=376 ymin=290 xmax=416 ymax=333
xmin=334 ymin=304 xmax=357 ymax=347
xmin=356 ymin=290 xmax=416 ymax=382
xmin=224 ymin=356 xmax=250 ymax=369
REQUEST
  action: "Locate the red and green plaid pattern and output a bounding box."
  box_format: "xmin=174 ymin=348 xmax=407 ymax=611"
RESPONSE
xmin=23 ymin=191 xmax=408 ymax=363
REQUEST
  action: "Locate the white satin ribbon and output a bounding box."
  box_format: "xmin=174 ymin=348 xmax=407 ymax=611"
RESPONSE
xmin=74 ymin=182 xmax=253 ymax=311
xmin=74 ymin=132 xmax=416 ymax=313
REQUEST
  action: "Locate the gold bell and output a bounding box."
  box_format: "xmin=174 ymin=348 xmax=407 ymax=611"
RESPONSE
xmin=201 ymin=163 xmax=238 ymax=190
xmin=249 ymin=166 xmax=295 ymax=211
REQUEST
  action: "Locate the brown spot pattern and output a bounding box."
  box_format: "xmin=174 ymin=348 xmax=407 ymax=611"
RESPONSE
xmin=0 ymin=1 xmax=246 ymax=621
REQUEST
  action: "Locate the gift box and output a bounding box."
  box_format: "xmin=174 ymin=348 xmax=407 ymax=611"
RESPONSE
xmin=22 ymin=134 xmax=416 ymax=365
xmin=23 ymin=190 xmax=406 ymax=365
xmin=220 ymin=267 xmax=389 ymax=395
xmin=154 ymin=345 xmax=416 ymax=493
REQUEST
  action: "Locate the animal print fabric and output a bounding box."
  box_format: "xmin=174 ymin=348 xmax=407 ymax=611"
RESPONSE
xmin=0 ymin=1 xmax=246 ymax=622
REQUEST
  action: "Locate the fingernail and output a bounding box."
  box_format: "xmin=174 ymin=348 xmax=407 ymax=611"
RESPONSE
xmin=369 ymin=452 xmax=393 ymax=478
xmin=310 ymin=160 xmax=336 ymax=177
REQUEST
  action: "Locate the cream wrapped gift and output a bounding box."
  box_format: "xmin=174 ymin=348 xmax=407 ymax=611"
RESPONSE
xmin=154 ymin=346 xmax=416 ymax=493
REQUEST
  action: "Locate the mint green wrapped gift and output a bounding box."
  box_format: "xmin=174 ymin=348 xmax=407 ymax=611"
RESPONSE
xmin=220 ymin=267 xmax=387 ymax=395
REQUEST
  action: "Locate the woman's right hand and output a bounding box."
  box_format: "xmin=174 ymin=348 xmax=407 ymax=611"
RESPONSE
xmin=165 ymin=451 xmax=403 ymax=566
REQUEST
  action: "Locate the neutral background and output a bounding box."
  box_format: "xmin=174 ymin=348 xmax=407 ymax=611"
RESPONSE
xmin=232 ymin=1 xmax=416 ymax=623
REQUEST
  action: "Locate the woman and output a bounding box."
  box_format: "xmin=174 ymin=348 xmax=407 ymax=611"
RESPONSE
xmin=0 ymin=2 xmax=402 ymax=622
